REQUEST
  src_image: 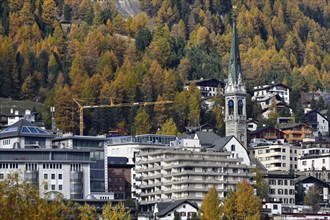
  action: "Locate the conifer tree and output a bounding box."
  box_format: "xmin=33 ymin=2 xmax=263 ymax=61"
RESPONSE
xmin=200 ymin=186 xmax=222 ymax=220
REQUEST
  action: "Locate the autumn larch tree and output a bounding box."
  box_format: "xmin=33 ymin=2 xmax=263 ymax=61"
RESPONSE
xmin=223 ymin=180 xmax=262 ymax=220
xmin=200 ymin=186 xmax=222 ymax=220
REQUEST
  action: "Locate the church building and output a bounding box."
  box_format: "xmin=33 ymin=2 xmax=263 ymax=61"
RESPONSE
xmin=224 ymin=16 xmax=247 ymax=148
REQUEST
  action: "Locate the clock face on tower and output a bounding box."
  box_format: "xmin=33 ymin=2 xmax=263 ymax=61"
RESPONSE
xmin=229 ymin=100 xmax=234 ymax=107
xmin=238 ymin=100 xmax=243 ymax=107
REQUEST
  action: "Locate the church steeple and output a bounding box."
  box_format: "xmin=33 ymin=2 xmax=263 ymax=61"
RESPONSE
xmin=228 ymin=15 xmax=242 ymax=86
xmin=224 ymin=11 xmax=247 ymax=149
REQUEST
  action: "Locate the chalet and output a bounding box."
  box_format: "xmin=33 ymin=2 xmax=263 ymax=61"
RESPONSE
xmin=279 ymin=123 xmax=313 ymax=143
xmin=184 ymin=78 xmax=225 ymax=98
xmin=252 ymin=82 xmax=290 ymax=108
xmin=249 ymin=126 xmax=285 ymax=142
xmin=306 ymin=110 xmax=329 ymax=137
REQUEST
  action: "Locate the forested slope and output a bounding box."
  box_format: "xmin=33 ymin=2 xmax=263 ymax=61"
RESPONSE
xmin=0 ymin=0 xmax=329 ymax=135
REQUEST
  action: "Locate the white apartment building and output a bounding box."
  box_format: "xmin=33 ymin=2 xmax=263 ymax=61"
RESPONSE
xmin=105 ymin=134 xmax=176 ymax=199
xmin=298 ymin=141 xmax=330 ymax=183
xmin=265 ymin=172 xmax=296 ymax=205
xmin=136 ymin=137 xmax=255 ymax=212
xmin=249 ymin=140 xmax=301 ymax=172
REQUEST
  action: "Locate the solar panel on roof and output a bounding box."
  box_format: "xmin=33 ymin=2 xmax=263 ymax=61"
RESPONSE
xmin=28 ymin=127 xmax=38 ymax=133
xmin=21 ymin=127 xmax=29 ymax=133
xmin=1 ymin=127 xmax=18 ymax=133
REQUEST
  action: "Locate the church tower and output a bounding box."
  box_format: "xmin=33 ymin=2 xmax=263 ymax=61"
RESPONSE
xmin=224 ymin=15 xmax=247 ymax=148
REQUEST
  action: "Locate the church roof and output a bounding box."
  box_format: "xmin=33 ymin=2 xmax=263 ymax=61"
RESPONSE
xmin=194 ymin=131 xmax=221 ymax=147
xmin=228 ymin=16 xmax=242 ymax=85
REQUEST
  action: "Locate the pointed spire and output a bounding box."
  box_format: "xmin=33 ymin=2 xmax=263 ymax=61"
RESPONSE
xmin=228 ymin=13 xmax=242 ymax=85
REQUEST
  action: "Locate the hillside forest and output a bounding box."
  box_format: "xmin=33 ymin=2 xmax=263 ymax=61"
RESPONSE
xmin=0 ymin=0 xmax=329 ymax=135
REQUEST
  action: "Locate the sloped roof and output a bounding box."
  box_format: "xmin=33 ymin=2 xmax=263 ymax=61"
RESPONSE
xmin=296 ymin=175 xmax=330 ymax=188
xmin=195 ymin=131 xmax=221 ymax=147
xmin=249 ymin=126 xmax=284 ymax=135
xmin=306 ymin=110 xmax=329 ymax=122
xmin=210 ymin=136 xmax=234 ymax=151
xmin=0 ymin=119 xmax=53 ymax=139
xmin=157 ymin=200 xmax=198 ymax=217
xmin=279 ymin=123 xmax=311 ymax=130
xmin=249 ymin=155 xmax=268 ymax=172
xmin=184 ymin=78 xmax=225 ymax=86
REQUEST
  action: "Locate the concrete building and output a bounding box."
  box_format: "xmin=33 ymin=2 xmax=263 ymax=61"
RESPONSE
xmin=249 ymin=139 xmax=301 ymax=172
xmin=298 ymin=140 xmax=330 ymax=183
xmin=105 ymin=134 xmax=177 ymax=200
xmin=136 ymin=135 xmax=255 ymax=212
xmin=265 ymin=172 xmax=296 ymax=205
xmin=0 ymin=120 xmax=92 ymax=199
xmin=52 ymin=134 xmax=108 ymax=194
xmin=224 ymin=16 xmax=247 ymax=148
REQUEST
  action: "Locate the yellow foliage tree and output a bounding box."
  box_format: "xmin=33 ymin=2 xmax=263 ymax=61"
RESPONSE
xmin=200 ymin=186 xmax=222 ymax=220
xmin=223 ymin=180 xmax=261 ymax=220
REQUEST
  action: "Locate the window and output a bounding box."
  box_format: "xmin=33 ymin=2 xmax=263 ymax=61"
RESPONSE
xmin=0 ymin=173 xmax=4 ymax=179
xmin=231 ymin=145 xmax=235 ymax=151
xmin=278 ymin=189 xmax=283 ymax=195
xmin=302 ymin=161 xmax=306 ymax=165
xmin=59 ymin=185 xmax=62 ymax=190
xmin=258 ymin=150 xmax=263 ymax=154
xmin=51 ymin=185 xmax=55 ymax=190
xmin=51 ymin=174 xmax=55 ymax=179
xmin=44 ymin=174 xmax=48 ymax=179
xmin=58 ymin=174 xmax=62 ymax=179
xmin=323 ymin=159 xmax=325 ymax=164
xmin=282 ymin=149 xmax=286 ymax=152
xmin=273 ymin=205 xmax=278 ymax=210
xmin=180 ymin=212 xmax=186 ymax=217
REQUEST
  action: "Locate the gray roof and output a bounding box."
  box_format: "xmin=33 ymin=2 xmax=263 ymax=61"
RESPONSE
xmin=157 ymin=200 xmax=198 ymax=217
xmin=0 ymin=119 xmax=54 ymax=139
xmin=195 ymin=131 xmax=221 ymax=147
xmin=279 ymin=123 xmax=309 ymax=130
xmin=210 ymin=136 xmax=234 ymax=151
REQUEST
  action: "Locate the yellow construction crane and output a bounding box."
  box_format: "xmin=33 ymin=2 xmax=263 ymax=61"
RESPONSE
xmin=73 ymin=98 xmax=173 ymax=135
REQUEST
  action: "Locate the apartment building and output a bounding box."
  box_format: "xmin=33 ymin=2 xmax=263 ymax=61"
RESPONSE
xmin=249 ymin=140 xmax=301 ymax=172
xmin=265 ymin=172 xmax=296 ymax=205
xmin=298 ymin=140 xmax=330 ymax=183
xmin=136 ymin=137 xmax=255 ymax=212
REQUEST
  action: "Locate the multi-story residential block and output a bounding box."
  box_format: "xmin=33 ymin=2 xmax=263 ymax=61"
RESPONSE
xmin=306 ymin=110 xmax=329 ymax=137
xmin=249 ymin=140 xmax=301 ymax=172
xmin=136 ymin=136 xmax=255 ymax=212
xmin=184 ymin=78 xmax=225 ymax=98
xmin=264 ymin=172 xmax=296 ymax=205
xmin=279 ymin=123 xmax=313 ymax=143
xmin=105 ymin=134 xmax=177 ymax=199
xmin=298 ymin=140 xmax=330 ymax=183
